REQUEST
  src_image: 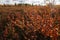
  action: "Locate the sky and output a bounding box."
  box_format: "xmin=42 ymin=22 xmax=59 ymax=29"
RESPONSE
xmin=0 ymin=0 xmax=60 ymax=5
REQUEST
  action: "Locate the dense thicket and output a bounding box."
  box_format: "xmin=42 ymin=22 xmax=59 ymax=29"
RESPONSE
xmin=0 ymin=5 xmax=60 ymax=40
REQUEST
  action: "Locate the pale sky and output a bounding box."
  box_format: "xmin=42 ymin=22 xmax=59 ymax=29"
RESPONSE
xmin=0 ymin=0 xmax=60 ymax=5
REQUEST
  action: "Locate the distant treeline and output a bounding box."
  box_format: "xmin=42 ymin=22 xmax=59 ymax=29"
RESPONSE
xmin=0 ymin=4 xmax=34 ymax=7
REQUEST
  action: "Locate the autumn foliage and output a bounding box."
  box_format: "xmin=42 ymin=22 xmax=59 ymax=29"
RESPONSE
xmin=0 ymin=5 xmax=60 ymax=40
